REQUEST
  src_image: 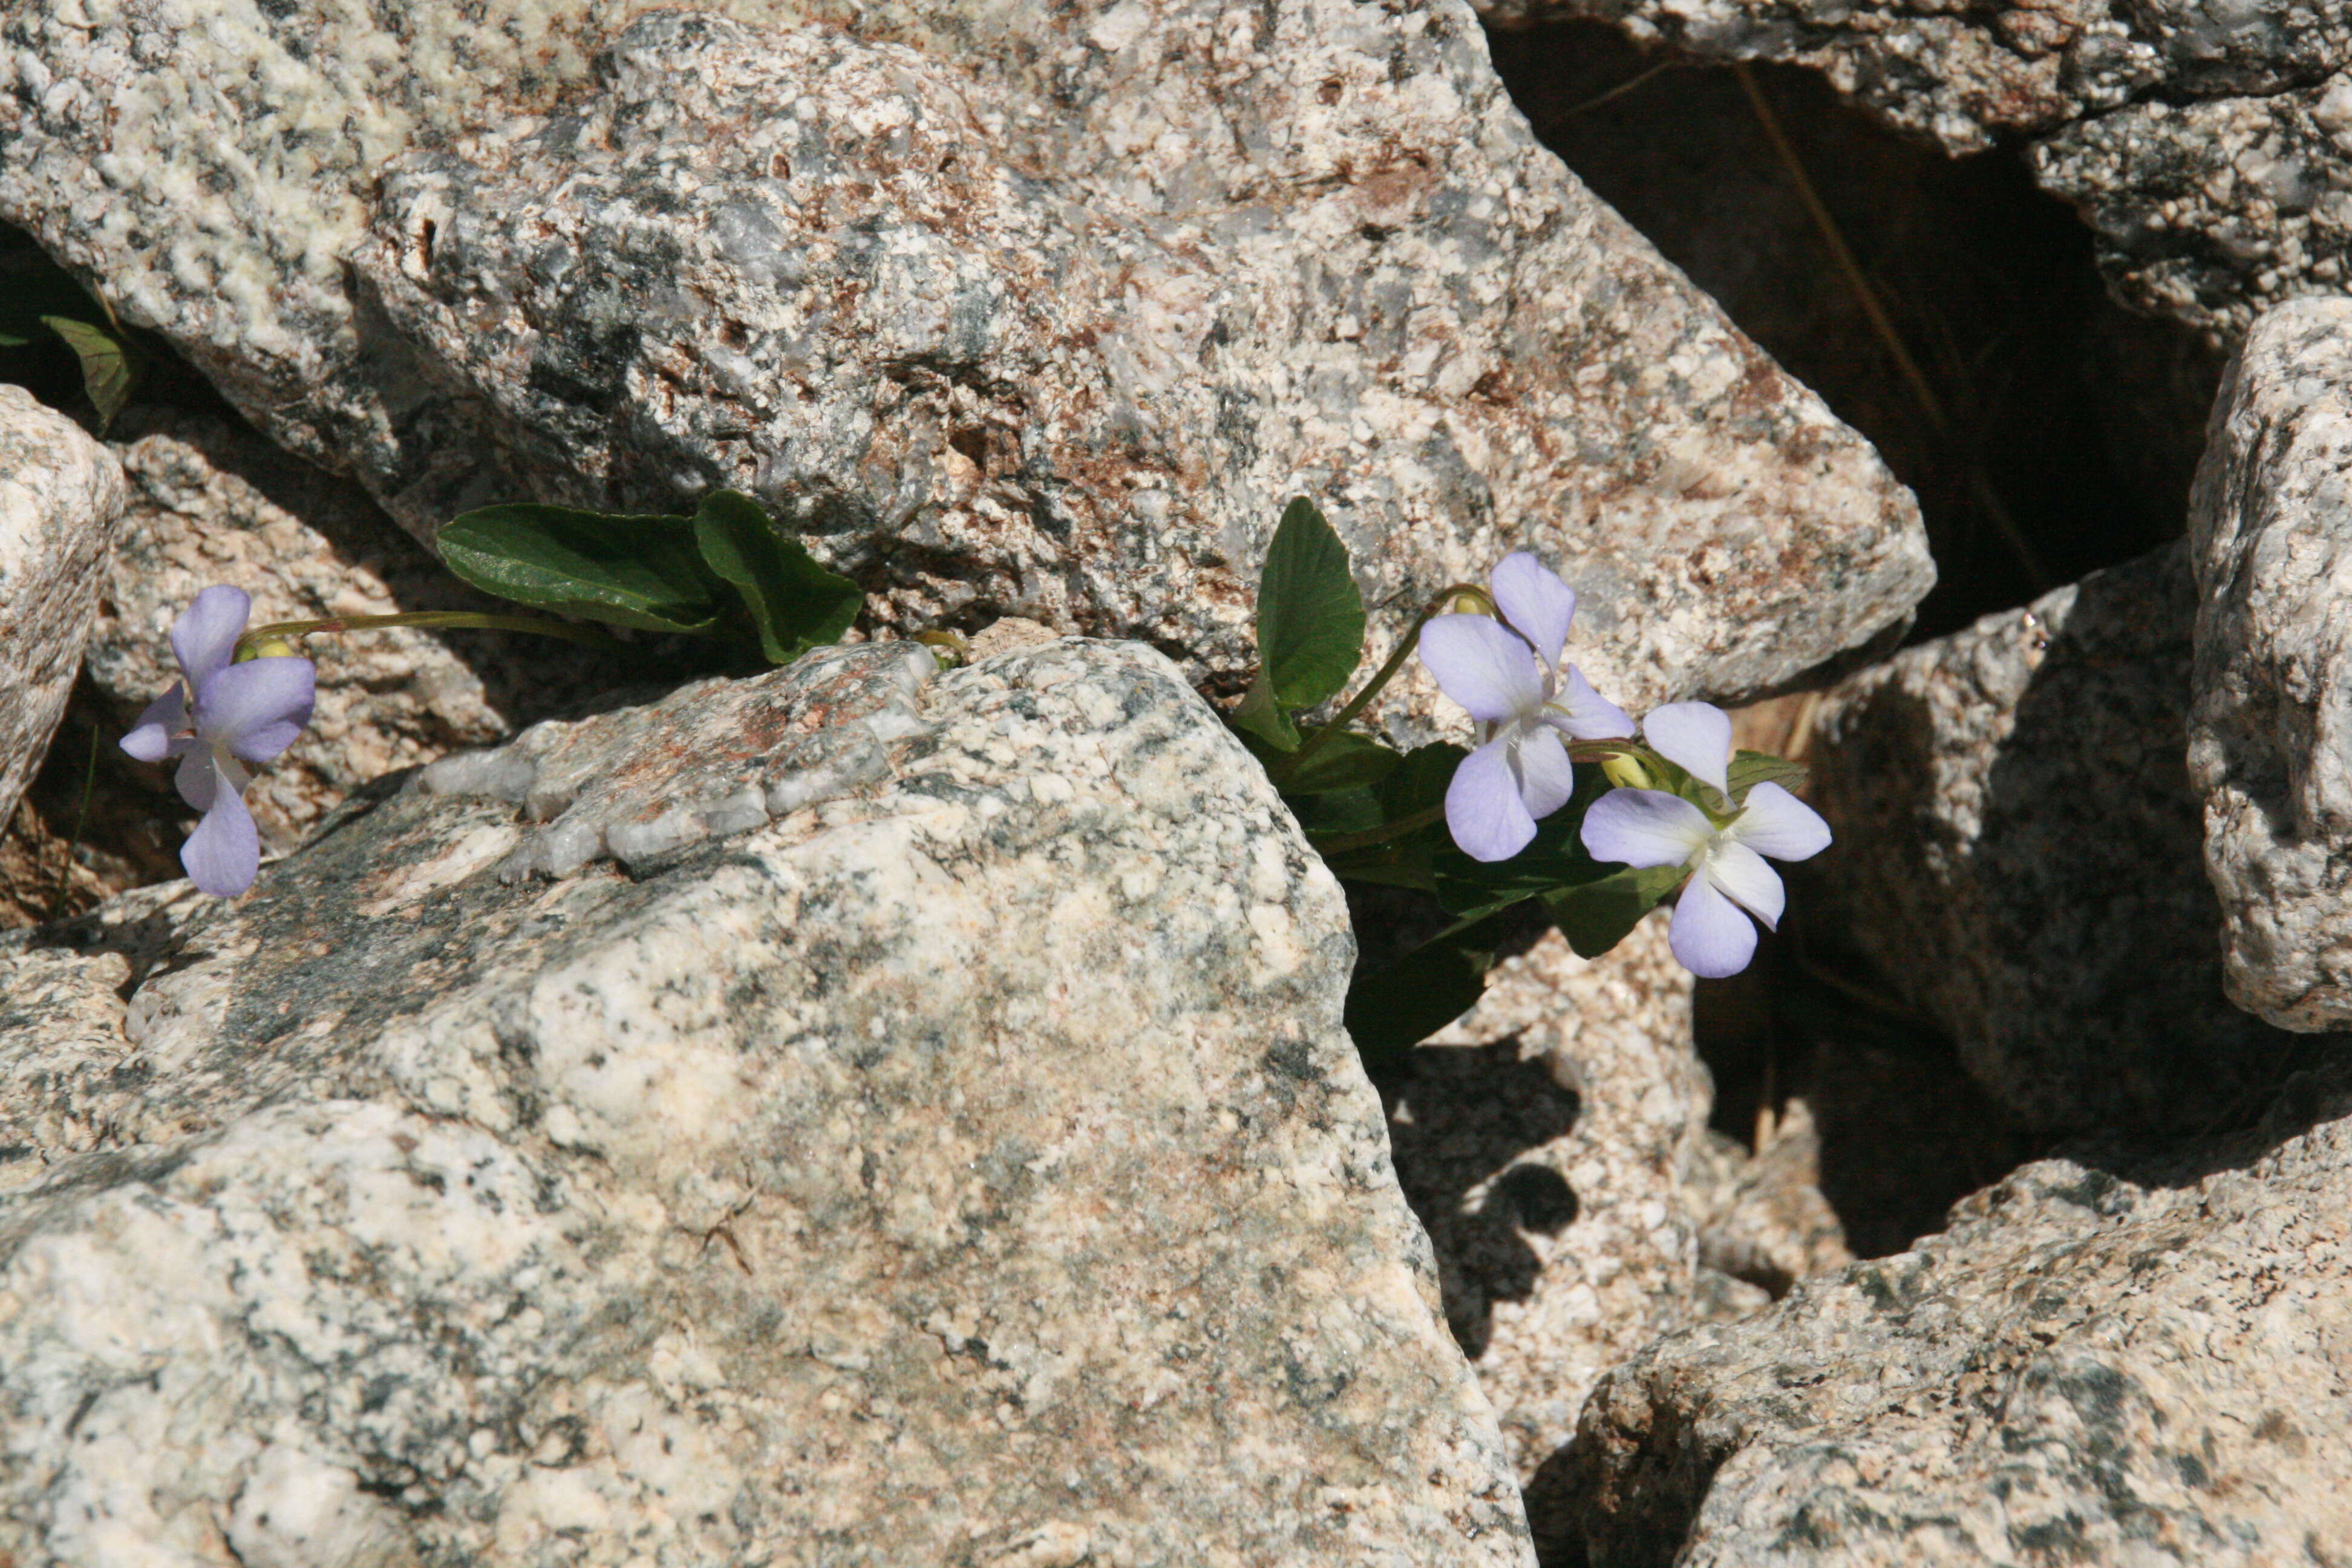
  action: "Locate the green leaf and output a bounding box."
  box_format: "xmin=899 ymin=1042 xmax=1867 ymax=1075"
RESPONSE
xmin=691 ymin=489 xmax=863 ymax=663
xmin=1728 ymin=749 xmax=1810 ymax=802
xmin=1230 ymin=670 xmax=1302 ymax=753
xmin=42 ymin=316 xmax=134 ymax=429
xmin=0 ymin=331 xmax=30 ymax=348
xmin=1256 ymin=497 xmax=1365 ymax=713
xmin=1376 ymin=742 xmax=1466 ymax=820
xmin=1547 ymin=863 xmax=1690 ymax=959
xmin=438 ymin=503 xmax=720 ymax=634
xmin=1286 ymin=785 xmax=1385 ymax=838
xmin=1344 ymin=916 xmax=1503 ymax=1073
xmin=1281 ymin=730 xmax=1401 ymax=795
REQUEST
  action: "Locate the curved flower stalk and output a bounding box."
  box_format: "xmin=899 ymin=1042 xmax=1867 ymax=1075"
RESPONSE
xmin=120 ymin=586 xmax=316 ymax=898
xmin=1416 ymin=552 xmax=1633 ymax=863
xmin=1579 ymin=702 xmax=1832 ymax=978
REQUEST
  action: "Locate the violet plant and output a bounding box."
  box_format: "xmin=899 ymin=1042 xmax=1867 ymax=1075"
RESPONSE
xmin=121 ymin=489 xmax=865 ymax=898
xmin=1227 ymin=499 xmax=1828 ymax=1063
xmin=120 ymin=586 xmax=316 ymax=897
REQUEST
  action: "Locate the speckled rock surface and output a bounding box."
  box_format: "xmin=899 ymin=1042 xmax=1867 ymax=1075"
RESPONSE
xmin=1390 ymin=921 xmax=1848 ymax=1481
xmin=0 ymin=0 xmax=1931 ymax=721
xmin=0 ymin=385 xmax=123 ymax=833
xmin=1538 ymin=1049 xmax=2352 ymax=1567
xmin=2187 ymin=299 xmax=2352 ymax=1033
xmin=1477 ymin=5 xmax=2352 ymax=343
xmin=2033 ymin=79 xmax=2352 ymax=345
xmin=1684 ymin=1101 xmax=1850 ymax=1304
xmin=0 ymin=638 xmax=1535 ymax=1567
xmin=1802 ymin=543 xmax=2295 ymax=1132
xmin=86 ymin=411 xmax=649 ymax=858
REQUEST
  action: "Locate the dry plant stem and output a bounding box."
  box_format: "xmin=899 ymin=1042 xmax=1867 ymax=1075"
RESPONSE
xmin=1272 ymin=583 xmax=1491 ymax=787
xmin=1567 ymin=58 xmax=1682 ymax=117
xmin=235 ymin=610 xmax=624 ymax=659
xmin=1731 ymin=63 xmax=2053 ymax=592
xmin=48 ymin=720 xmax=97 ymax=920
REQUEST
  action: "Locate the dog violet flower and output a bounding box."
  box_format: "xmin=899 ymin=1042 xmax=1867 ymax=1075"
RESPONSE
xmin=1579 ymin=702 xmax=1831 ymax=979
xmin=120 ymin=586 xmax=316 ymax=897
xmin=1417 ymin=551 xmax=1633 ymax=862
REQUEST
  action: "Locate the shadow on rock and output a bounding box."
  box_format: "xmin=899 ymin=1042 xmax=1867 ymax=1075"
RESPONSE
xmin=1385 ymin=1039 xmax=1583 ymax=1359
xmin=1800 ymin=542 xmax=2296 ymax=1137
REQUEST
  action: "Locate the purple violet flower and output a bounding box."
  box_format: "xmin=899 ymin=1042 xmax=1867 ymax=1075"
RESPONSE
xmin=1417 ymin=552 xmax=1633 ymax=863
xmin=1578 ymin=702 xmax=1832 ymax=979
xmin=120 ymin=586 xmax=316 ymax=898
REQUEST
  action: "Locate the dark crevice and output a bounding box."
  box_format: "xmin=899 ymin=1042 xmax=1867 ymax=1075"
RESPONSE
xmin=1487 ymin=23 xmax=2224 ymax=643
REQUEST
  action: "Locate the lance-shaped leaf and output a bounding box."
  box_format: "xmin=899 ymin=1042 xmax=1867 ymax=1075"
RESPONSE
xmin=438 ymin=503 xmax=719 ymax=634
xmin=1280 ymin=729 xmax=1401 ymax=795
xmin=1727 ymin=749 xmax=1811 ymax=802
xmin=1344 ymin=915 xmax=1503 ymax=1073
xmin=691 ymin=489 xmax=864 ymax=664
xmin=1547 ymin=862 xmax=1690 ymax=959
xmin=1255 ymin=497 xmax=1365 ymax=713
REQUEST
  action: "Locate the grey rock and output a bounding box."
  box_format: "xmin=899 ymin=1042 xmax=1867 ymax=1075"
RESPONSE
xmin=0 ymin=0 xmax=1932 ymax=720
xmin=2187 ymin=297 xmax=2352 ymax=1031
xmin=1685 ymin=1101 xmax=1850 ymax=1303
xmin=1480 ymin=4 xmax=2352 ymax=343
xmin=0 ymin=385 xmax=123 ymax=833
xmin=1803 ymin=543 xmax=2295 ymax=1132
xmin=1393 ymin=923 xmax=1847 ymax=1480
xmin=0 ymin=638 xmax=1534 ymax=1566
xmin=2034 ymin=77 xmax=2352 ymax=345
xmin=1538 ymin=1050 xmax=2352 ymax=1567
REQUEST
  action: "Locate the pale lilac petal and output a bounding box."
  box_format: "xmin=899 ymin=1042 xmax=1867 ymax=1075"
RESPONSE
xmin=1641 ymin=701 xmax=1733 ymax=798
xmin=1419 ymin=615 xmax=1544 ymax=724
xmin=195 ymin=657 xmax=316 ymax=761
xmin=1546 ymin=664 xmax=1635 ymax=740
xmin=1512 ymin=724 xmax=1578 ymax=822
xmin=1580 ymin=787 xmax=1712 ymax=869
xmin=1670 ymin=872 xmax=1757 ymax=979
xmin=181 ymin=785 xmax=260 ymax=897
xmin=1726 ymin=782 xmax=1833 ymax=862
xmin=120 ymin=686 xmax=191 ymax=762
xmin=1488 ymin=552 xmax=1577 ymax=667
xmin=171 ymin=585 xmax=251 ymax=691
xmin=1447 ymin=736 xmax=1538 ymax=862
xmin=1704 ymin=842 xmax=1786 ymax=930
xmin=175 ymin=746 xmax=223 ymax=812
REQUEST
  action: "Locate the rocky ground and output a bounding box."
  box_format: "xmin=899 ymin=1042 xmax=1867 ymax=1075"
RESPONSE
xmin=2 ymin=2 xmax=2350 ymax=1564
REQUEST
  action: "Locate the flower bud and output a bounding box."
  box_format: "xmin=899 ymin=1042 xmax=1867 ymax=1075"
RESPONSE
xmin=1445 ymin=587 xmax=1494 ymax=618
xmin=1601 ymin=752 xmax=1655 ymax=791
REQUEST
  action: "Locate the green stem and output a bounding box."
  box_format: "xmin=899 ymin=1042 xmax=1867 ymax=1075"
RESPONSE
xmin=1307 ymin=805 xmax=1444 ymax=854
xmin=235 ymin=610 xmax=625 ymax=659
xmin=1273 ymin=583 xmax=1490 ymax=788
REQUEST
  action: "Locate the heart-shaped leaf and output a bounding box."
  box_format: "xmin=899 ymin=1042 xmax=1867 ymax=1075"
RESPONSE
xmin=1230 ymin=670 xmax=1302 ymax=752
xmin=1256 ymin=497 xmax=1365 ymax=713
xmin=42 ymin=316 xmax=135 ymax=430
xmin=691 ymin=489 xmax=864 ymax=664
xmin=439 ymin=503 xmax=719 ymax=634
